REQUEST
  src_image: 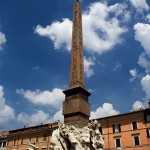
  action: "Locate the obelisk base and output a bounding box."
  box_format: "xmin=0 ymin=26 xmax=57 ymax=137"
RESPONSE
xmin=63 ymin=86 xmax=91 ymax=128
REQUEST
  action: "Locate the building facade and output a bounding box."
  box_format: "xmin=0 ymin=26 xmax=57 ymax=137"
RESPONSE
xmin=97 ymin=108 xmax=150 ymax=150
xmin=5 ymin=109 xmax=150 ymax=150
xmin=0 ymin=131 xmax=8 ymax=150
xmin=6 ymin=122 xmax=60 ymax=150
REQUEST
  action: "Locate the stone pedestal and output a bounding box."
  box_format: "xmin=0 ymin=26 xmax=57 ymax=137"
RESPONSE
xmin=63 ymin=86 xmax=91 ymax=127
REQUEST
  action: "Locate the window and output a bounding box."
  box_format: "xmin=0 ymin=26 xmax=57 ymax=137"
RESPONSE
xmin=36 ymin=136 xmax=38 ymax=143
xmin=133 ymin=135 xmax=140 ymax=146
xmin=43 ymin=134 xmax=47 ymax=141
xmin=0 ymin=142 xmax=2 ymax=147
xmin=132 ymin=121 xmax=138 ymax=130
xmin=21 ymin=138 xmax=23 ymax=144
xmin=113 ymin=124 xmax=121 ymax=133
xmin=146 ymin=115 xmax=150 ymax=122
xmin=99 ymin=127 xmax=103 ymax=134
xmin=147 ymin=128 xmax=150 ymax=137
xmin=3 ymin=142 xmax=6 ymax=147
xmin=114 ymin=137 xmax=121 ymax=148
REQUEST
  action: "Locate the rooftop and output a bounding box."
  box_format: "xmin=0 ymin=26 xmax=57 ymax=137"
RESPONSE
xmin=9 ymin=121 xmax=61 ymax=135
xmin=96 ymin=108 xmax=148 ymax=121
xmin=0 ymin=131 xmax=9 ymax=138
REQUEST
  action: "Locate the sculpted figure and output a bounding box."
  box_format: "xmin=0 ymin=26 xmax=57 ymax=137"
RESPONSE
xmin=50 ymin=120 xmax=104 ymax=150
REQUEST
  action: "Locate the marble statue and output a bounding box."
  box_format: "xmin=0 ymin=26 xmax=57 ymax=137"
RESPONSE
xmin=50 ymin=120 xmax=104 ymax=150
xmin=28 ymin=141 xmax=38 ymax=150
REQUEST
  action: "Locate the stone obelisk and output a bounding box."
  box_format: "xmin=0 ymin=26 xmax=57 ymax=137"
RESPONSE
xmin=63 ymin=0 xmax=91 ymax=128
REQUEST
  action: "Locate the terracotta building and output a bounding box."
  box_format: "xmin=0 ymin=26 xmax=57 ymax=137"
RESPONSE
xmin=0 ymin=131 xmax=8 ymax=150
xmin=97 ymin=108 xmax=150 ymax=150
xmin=6 ymin=122 xmax=60 ymax=150
xmin=5 ymin=108 xmax=150 ymax=150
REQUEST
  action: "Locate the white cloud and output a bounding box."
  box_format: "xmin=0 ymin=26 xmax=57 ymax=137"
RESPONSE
xmin=130 ymin=69 xmax=137 ymax=77
xmin=129 ymin=69 xmax=138 ymax=82
xmin=138 ymin=53 xmax=150 ymax=73
xmin=134 ymin=23 xmax=150 ymax=73
xmin=35 ymin=19 xmax=72 ymax=51
xmin=112 ymin=62 xmax=122 ymax=71
xmin=17 ymin=110 xmax=50 ymax=126
xmin=90 ymin=103 xmax=120 ymax=120
xmin=132 ymin=101 xmax=144 ymax=110
xmin=17 ymin=108 xmax=64 ymax=126
xmin=141 ymin=74 xmax=150 ymax=98
xmin=134 ymin=23 xmax=150 ymax=56
xmin=0 ymin=31 xmax=7 ymax=51
xmin=147 ymin=14 xmax=150 ymax=23
xmin=88 ymin=88 xmax=95 ymax=93
xmin=129 ymin=0 xmax=149 ymax=12
xmin=16 ymin=88 xmax=65 ymax=110
xmin=84 ymin=57 xmax=95 ymax=78
xmin=83 ymin=2 xmax=127 ymax=54
xmin=0 ymin=85 xmax=15 ymax=124
xmin=52 ymin=107 xmax=64 ymax=123
xmin=35 ymin=2 xmax=128 ymax=54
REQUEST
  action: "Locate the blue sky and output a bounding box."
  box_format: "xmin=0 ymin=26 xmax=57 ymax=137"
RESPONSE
xmin=0 ymin=0 xmax=150 ymax=131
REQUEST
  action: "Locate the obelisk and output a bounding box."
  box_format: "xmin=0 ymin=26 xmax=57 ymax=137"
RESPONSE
xmin=63 ymin=0 xmax=91 ymax=128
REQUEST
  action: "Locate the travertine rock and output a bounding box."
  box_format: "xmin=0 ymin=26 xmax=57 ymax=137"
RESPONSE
xmin=50 ymin=120 xmax=104 ymax=150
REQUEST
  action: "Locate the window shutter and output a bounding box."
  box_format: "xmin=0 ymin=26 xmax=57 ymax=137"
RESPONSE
xmin=147 ymin=128 xmax=150 ymax=138
xmin=99 ymin=127 xmax=103 ymax=134
xmin=147 ymin=129 xmax=149 ymax=137
xmin=113 ymin=125 xmax=115 ymax=133
xmin=144 ymin=115 xmax=147 ymax=122
xmin=134 ymin=136 xmax=140 ymax=145
xmin=119 ymin=124 xmax=121 ymax=132
xmin=0 ymin=142 xmax=2 ymax=147
xmin=115 ymin=138 xmax=121 ymax=148
xmin=132 ymin=121 xmax=137 ymax=130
